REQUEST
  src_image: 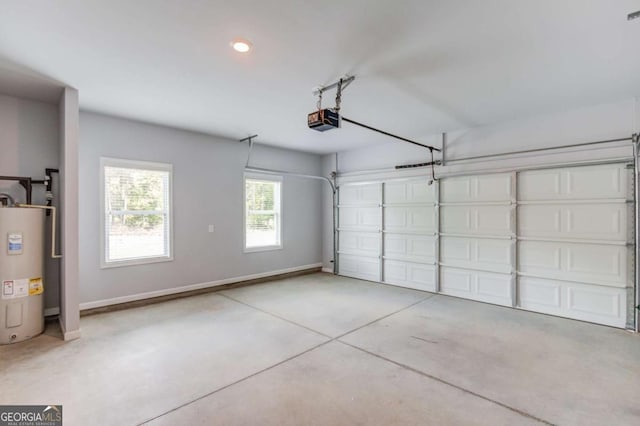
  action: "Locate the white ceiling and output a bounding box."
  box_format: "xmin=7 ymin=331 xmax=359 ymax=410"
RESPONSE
xmin=1 ymin=0 xmax=639 ymax=154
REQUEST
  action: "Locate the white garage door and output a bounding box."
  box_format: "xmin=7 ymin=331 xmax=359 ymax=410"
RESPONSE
xmin=382 ymin=180 xmax=437 ymax=291
xmin=337 ymin=163 xmax=634 ymax=329
xmin=337 ymin=183 xmax=382 ymax=282
xmin=440 ymin=173 xmax=516 ymax=307
xmin=517 ymin=164 xmax=632 ymax=328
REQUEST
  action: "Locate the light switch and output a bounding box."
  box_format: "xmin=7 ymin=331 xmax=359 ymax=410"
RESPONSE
xmin=208 ymin=225 xmax=215 ymax=233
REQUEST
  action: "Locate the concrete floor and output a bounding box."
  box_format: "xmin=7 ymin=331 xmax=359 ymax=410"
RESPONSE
xmin=1 ymin=273 xmax=639 ymax=425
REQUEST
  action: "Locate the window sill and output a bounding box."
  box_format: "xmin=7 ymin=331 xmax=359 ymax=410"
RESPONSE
xmin=243 ymin=245 xmax=283 ymax=253
xmin=101 ymin=255 xmax=173 ymax=269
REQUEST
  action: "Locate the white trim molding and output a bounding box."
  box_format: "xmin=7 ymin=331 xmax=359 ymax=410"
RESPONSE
xmin=80 ymin=263 xmax=322 ymax=311
xmin=59 ymin=317 xmax=82 ymax=341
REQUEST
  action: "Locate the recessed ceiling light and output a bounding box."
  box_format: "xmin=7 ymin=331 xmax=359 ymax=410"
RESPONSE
xmin=231 ymin=38 xmax=252 ymax=53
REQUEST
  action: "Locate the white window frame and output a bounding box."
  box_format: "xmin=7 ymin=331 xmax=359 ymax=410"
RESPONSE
xmin=100 ymin=157 xmax=174 ymax=268
xmin=243 ymin=172 xmax=283 ymax=253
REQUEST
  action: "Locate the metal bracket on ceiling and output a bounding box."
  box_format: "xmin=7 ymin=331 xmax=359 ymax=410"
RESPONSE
xmin=239 ymin=134 xmax=258 ymax=168
xmin=312 ymin=75 xmax=356 ymax=96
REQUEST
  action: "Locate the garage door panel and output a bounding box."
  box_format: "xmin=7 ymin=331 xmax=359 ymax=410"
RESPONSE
xmin=339 ymin=184 xmax=381 ymax=205
xmin=441 ymin=173 xmax=512 ymax=202
xmin=518 ymin=241 xmax=561 ymax=271
xmin=565 ymin=165 xmax=627 ymax=200
xmin=518 ymin=277 xmax=561 ymax=308
xmin=568 ymin=286 xmax=620 ymax=317
xmin=384 ymin=234 xmax=435 ymax=263
xmin=441 ymin=205 xmax=512 ymax=236
xmin=440 ymin=267 xmax=512 ymax=306
xmin=385 ymin=206 xmax=435 ymax=233
xmin=339 ymin=231 xmax=380 ymax=257
xmin=441 ymin=237 xmax=512 ymax=273
xmin=519 ymin=241 xmax=627 ymax=287
xmin=339 ymin=206 xmax=380 ymax=231
xmin=338 ymin=254 xmax=380 ymax=282
xmin=518 ymin=204 xmax=627 ymax=241
xmin=565 ymin=204 xmax=625 ymax=240
xmin=384 ymin=260 xmax=436 ymax=291
xmin=519 ymin=276 xmax=626 ymax=328
xmin=519 ymin=164 xmax=628 ymax=201
xmin=385 ymin=180 xmax=435 ymax=204
xmin=519 ymin=169 xmax=562 ymax=201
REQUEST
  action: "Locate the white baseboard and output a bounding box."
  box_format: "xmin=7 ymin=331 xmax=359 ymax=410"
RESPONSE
xmin=79 ymin=263 xmax=323 ymax=311
xmin=44 ymin=307 xmax=60 ymax=317
xmin=322 ymin=267 xmax=334 ymax=273
xmin=59 ymin=317 xmax=81 ymax=341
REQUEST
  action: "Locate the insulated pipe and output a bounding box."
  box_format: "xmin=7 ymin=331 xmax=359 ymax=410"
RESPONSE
xmin=15 ymin=204 xmax=62 ymax=259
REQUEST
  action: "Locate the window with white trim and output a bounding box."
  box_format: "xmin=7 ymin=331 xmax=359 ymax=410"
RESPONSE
xmin=244 ymin=173 xmax=282 ymax=251
xmin=101 ymin=158 xmax=172 ymax=267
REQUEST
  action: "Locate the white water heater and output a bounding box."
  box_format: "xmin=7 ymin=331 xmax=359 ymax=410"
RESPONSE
xmin=0 ymin=206 xmax=45 ymax=344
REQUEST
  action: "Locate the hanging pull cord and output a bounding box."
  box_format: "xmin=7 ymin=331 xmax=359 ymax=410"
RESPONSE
xmin=317 ymin=90 xmax=323 ymax=111
xmin=429 ymin=148 xmax=438 ymax=185
xmin=334 ymin=78 xmax=343 ymax=113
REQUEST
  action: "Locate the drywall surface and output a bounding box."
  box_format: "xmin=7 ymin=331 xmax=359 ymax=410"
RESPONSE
xmin=0 ymin=94 xmax=60 ymax=311
xmin=336 ymin=99 xmax=637 ymax=173
xmin=59 ymin=87 xmax=80 ymax=339
xmin=79 ymin=112 xmax=322 ymax=305
xmin=321 ymin=97 xmax=640 ymax=269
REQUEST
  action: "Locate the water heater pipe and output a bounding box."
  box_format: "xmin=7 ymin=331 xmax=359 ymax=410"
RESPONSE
xmin=15 ymin=204 xmax=62 ymax=259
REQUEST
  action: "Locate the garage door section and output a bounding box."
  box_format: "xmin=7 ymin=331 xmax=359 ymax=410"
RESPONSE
xmin=336 ymin=163 xmax=634 ymax=329
xmin=518 ymin=164 xmax=632 ymax=328
xmin=382 ymin=180 xmax=437 ymax=291
xmin=440 ymin=173 xmax=515 ymax=306
xmin=337 ymin=183 xmax=382 ymax=281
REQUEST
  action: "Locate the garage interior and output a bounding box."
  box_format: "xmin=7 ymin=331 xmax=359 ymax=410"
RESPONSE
xmin=1 ymin=1 xmax=640 ymax=425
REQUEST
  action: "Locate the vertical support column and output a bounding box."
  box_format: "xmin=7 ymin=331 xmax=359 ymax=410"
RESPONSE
xmin=633 ymin=134 xmax=639 ymax=332
xmin=510 ymin=171 xmax=518 ymax=308
xmin=434 ymin=179 xmax=441 ymax=293
xmin=58 ymin=86 xmax=81 ymax=341
xmin=332 ymin=183 xmax=339 ymax=275
xmin=379 ymin=182 xmax=385 ymax=283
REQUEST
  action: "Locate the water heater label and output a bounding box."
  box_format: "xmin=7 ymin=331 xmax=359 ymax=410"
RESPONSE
xmin=2 ymin=280 xmax=13 ymax=296
xmin=7 ymin=232 xmax=23 ymax=255
xmin=29 ymin=277 xmax=44 ymax=295
xmin=2 ymin=279 xmax=28 ymax=299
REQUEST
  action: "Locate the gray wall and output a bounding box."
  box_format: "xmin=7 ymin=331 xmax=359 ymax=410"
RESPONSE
xmin=0 ymin=94 xmax=61 ymax=311
xmin=79 ymin=111 xmax=323 ymax=305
